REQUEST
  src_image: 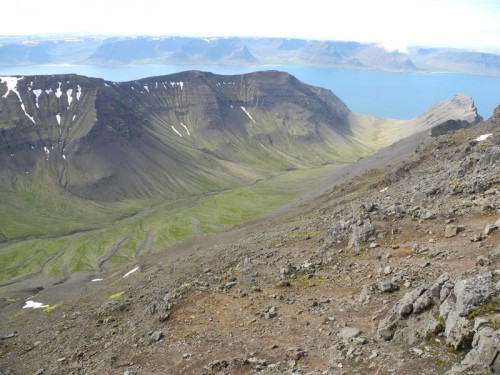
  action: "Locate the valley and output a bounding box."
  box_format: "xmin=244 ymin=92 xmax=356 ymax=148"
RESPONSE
xmin=0 ymin=99 xmax=497 ymax=375
xmin=0 ymin=69 xmax=496 ymax=375
xmin=0 ymin=71 xmax=479 ymax=294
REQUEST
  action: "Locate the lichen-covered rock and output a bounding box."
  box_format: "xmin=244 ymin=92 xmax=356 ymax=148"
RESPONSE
xmin=453 ymin=272 xmax=496 ymax=317
xmin=446 ymin=327 xmax=500 ymax=374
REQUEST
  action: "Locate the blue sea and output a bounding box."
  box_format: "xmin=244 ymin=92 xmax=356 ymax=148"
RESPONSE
xmin=0 ymin=64 xmax=499 ymax=119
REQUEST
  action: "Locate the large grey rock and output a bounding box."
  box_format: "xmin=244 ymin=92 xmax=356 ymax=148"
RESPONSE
xmin=462 ymin=328 xmax=500 ymax=372
xmin=443 ymin=309 xmax=473 ymax=350
xmin=348 ymin=220 xmax=374 ymax=249
xmin=447 ymin=327 xmax=500 ymax=374
xmin=454 ymin=272 xmax=495 ymax=317
xmin=338 ymin=327 xmax=361 ymax=340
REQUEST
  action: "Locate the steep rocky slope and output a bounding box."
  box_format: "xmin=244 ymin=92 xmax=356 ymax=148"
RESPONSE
xmin=0 ymin=104 xmax=497 ymax=374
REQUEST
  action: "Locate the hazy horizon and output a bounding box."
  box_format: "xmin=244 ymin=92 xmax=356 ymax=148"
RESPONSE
xmin=2 ymin=0 xmax=499 ymax=53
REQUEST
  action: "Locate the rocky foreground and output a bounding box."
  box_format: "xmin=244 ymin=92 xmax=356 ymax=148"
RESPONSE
xmin=0 ymin=108 xmax=499 ymax=374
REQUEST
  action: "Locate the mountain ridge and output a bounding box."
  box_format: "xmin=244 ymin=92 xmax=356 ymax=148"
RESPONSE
xmin=2 ymin=36 xmax=500 ymax=75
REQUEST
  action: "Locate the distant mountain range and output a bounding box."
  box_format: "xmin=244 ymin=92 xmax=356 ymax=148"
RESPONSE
xmin=1 ymin=36 xmax=499 ymax=75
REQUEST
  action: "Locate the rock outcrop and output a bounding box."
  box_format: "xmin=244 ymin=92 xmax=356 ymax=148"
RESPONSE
xmin=379 ymin=271 xmax=500 ymax=373
xmin=402 ymin=93 xmax=482 ymax=137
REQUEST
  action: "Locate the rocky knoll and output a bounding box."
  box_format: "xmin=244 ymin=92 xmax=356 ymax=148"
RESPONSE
xmin=0 ymin=101 xmax=497 ymax=374
xmin=401 ymin=93 xmax=482 ymax=137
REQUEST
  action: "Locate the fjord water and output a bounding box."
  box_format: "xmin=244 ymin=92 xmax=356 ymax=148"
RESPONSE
xmin=0 ymin=64 xmax=499 ymax=119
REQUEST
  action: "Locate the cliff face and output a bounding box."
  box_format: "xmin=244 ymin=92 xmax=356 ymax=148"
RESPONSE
xmin=0 ymin=71 xmax=353 ymax=201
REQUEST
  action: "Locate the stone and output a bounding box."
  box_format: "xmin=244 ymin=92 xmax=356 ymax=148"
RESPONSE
xmin=378 ymin=322 xmax=397 ymax=341
xmin=285 ymin=347 xmax=307 ymax=360
xmin=445 ymin=225 xmax=459 ymax=238
xmin=261 ymin=306 xmax=277 ymax=319
xmin=422 ymin=211 xmax=436 ymax=220
xmin=207 ymin=360 xmax=228 ymax=371
xmin=369 ymin=242 xmax=380 ymax=248
xmin=453 ymin=273 xmax=495 ymax=317
xmin=149 ymin=331 xmax=164 ymax=342
xmin=338 ymin=327 xmax=361 ymax=340
xmin=453 ymin=327 xmax=500 ymax=372
xmin=158 ymin=313 xmax=170 ymax=322
xmin=146 ymin=302 xmax=157 ymax=315
xmin=363 ymin=202 xmax=376 ymax=212
xmin=484 ymin=224 xmax=499 ymax=236
xmin=444 ymin=309 xmax=473 ymax=350
xmin=376 ymin=280 xmax=399 ymax=293
xmin=398 ymin=302 xmax=413 ymax=317
xmin=413 ymin=293 xmax=434 ymax=314
xmin=224 ymin=281 xmax=237 ymax=289
xmin=383 ymin=266 xmax=392 ymax=275
xmin=0 ymin=331 xmax=17 ymax=340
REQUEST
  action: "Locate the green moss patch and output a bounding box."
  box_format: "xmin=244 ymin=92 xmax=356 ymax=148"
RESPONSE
xmin=108 ymin=291 xmax=125 ymax=300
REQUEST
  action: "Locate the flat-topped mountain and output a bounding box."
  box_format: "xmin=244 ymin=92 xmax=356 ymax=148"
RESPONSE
xmin=0 ymin=71 xmax=356 ymax=203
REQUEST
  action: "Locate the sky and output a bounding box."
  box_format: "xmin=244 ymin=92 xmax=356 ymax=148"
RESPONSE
xmin=2 ymin=0 xmax=500 ymax=51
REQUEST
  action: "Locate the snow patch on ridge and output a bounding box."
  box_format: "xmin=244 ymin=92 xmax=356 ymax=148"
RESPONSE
xmin=1 ymin=76 xmax=22 ymax=98
xmin=171 ymin=126 xmax=182 ymax=137
xmin=0 ymin=76 xmax=36 ymax=124
xmin=241 ymin=106 xmax=258 ymax=125
xmin=33 ymin=89 xmax=42 ymax=108
xmin=23 ymin=300 xmax=49 ymax=309
xmin=76 ymin=85 xmax=82 ymax=100
xmin=475 ymin=133 xmax=492 ymax=142
xmin=123 ymin=266 xmax=140 ymax=278
xmin=66 ymin=88 xmax=73 ymax=106
xmin=55 ymin=82 xmax=63 ymax=98
xmin=169 ymin=81 xmax=184 ymax=90
xmin=180 ymin=122 xmax=190 ymax=136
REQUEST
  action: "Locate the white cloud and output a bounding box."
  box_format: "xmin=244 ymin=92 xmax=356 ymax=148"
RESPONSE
xmin=3 ymin=0 xmax=500 ymax=50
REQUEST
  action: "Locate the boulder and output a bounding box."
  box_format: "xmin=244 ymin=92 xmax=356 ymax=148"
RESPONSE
xmin=338 ymin=327 xmax=361 ymax=340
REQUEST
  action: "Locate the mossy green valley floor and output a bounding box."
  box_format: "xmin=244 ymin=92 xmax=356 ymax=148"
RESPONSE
xmin=0 ymin=164 xmax=345 ymax=290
